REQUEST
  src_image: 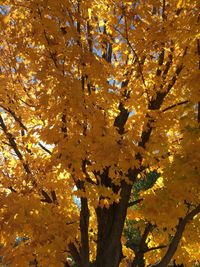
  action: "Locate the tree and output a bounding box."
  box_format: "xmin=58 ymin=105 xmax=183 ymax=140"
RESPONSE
xmin=0 ymin=0 xmax=199 ymax=266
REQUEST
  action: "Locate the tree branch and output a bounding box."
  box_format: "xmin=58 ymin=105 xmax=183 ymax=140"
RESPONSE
xmin=41 ymin=190 xmax=53 ymax=203
xmin=114 ymin=102 xmax=129 ymax=135
xmin=147 ymin=245 xmax=167 ymax=252
xmin=137 ymin=64 xmax=184 ymax=152
xmin=0 ymin=115 xmax=31 ymax=174
xmin=124 ymin=18 xmax=146 ymax=86
xmin=128 ymin=198 xmax=143 ymax=207
xmin=131 ymin=223 xmax=154 ymax=267
xmin=38 ymin=142 xmax=52 ymax=155
xmin=0 ymin=116 xmax=56 ymax=204
xmin=0 ymin=105 xmax=27 ymax=131
xmin=76 ymin=179 xmax=90 ymax=267
xmin=68 ymin=243 xmax=82 ymax=267
xmin=154 ymin=204 xmax=200 ymax=267
xmin=197 ymin=39 xmax=200 ymax=124
xmin=162 ymin=0 xmax=166 ymax=20
xmin=162 ymin=100 xmax=189 ymax=112
xmin=149 ymin=65 xmax=183 ymax=110
xmin=8 ymin=186 xmax=17 ymax=193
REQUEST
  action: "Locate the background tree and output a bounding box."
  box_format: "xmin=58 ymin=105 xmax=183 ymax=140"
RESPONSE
xmin=0 ymin=0 xmax=199 ymax=266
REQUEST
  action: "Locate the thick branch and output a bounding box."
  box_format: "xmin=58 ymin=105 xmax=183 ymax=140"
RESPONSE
xmin=76 ymin=179 xmax=90 ymax=267
xmin=86 ymin=20 xmax=93 ymax=53
xmin=80 ymin=197 xmax=90 ymax=267
xmin=113 ymin=71 xmax=133 ymax=135
xmin=131 ymin=223 xmax=154 ymax=267
xmin=137 ymin=64 xmax=183 ymax=152
xmin=149 ymin=65 xmax=183 ymax=110
xmin=162 ymin=51 xmax=173 ymax=80
xmin=162 ymin=0 xmax=166 ymax=20
xmin=68 ymin=243 xmax=82 ymax=267
xmin=154 ymin=204 xmax=200 ymax=267
xmin=197 ymin=39 xmax=200 ymax=124
xmin=114 ymin=102 xmax=129 ymax=135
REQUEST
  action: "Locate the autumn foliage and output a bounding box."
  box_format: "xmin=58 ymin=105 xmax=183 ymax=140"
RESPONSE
xmin=0 ymin=0 xmax=199 ymax=266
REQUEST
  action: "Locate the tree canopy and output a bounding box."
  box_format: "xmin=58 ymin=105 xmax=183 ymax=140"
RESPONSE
xmin=0 ymin=0 xmax=199 ymax=266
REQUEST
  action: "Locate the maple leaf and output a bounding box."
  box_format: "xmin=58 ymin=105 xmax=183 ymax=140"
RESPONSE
xmin=0 ymin=0 xmax=199 ymax=267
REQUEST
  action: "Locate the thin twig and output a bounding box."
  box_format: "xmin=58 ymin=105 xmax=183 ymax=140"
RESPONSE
xmin=162 ymin=100 xmax=189 ymax=112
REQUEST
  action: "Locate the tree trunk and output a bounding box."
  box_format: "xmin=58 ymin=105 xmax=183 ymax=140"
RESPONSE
xmin=93 ymin=181 xmax=133 ymax=267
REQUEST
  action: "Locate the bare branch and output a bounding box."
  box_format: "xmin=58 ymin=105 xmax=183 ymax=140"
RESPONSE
xmin=38 ymin=142 xmax=52 ymax=155
xmin=147 ymin=245 xmax=167 ymax=252
xmin=162 ymin=100 xmax=189 ymax=112
xmin=128 ymin=198 xmax=143 ymax=207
